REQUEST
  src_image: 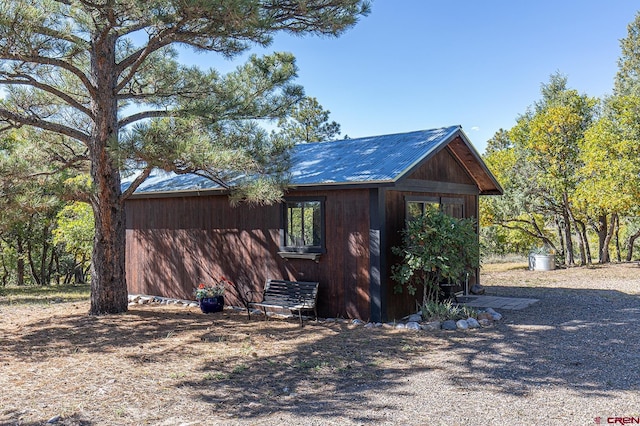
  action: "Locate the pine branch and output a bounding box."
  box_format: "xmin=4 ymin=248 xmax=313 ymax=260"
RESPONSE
xmin=0 ymin=108 xmax=90 ymax=143
xmin=0 ymin=72 xmax=92 ymax=118
xmin=118 ymin=110 xmax=173 ymax=128
xmin=121 ymin=166 xmax=152 ymax=201
xmin=175 ymin=168 xmax=231 ymax=190
xmin=0 ymin=53 xmax=95 ymax=98
xmin=115 ymin=29 xmax=175 ymax=92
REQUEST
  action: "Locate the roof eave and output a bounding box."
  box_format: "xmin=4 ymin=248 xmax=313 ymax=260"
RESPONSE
xmin=129 ymin=187 xmax=228 ymax=199
xmin=450 ymin=128 xmax=504 ymax=195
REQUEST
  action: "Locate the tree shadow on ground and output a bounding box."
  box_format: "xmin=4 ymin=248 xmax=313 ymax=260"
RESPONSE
xmin=177 ymin=288 xmax=640 ymax=422
xmin=1 ymin=307 xmax=220 ymax=361
xmin=437 ymin=286 xmax=640 ymax=397
xmin=181 ymin=324 xmax=441 ymax=423
xmin=1 ymin=306 xmax=438 ymax=423
xmin=2 ymin=284 xmax=639 ymax=424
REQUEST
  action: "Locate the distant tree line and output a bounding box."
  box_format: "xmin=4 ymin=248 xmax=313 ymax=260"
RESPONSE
xmin=480 ymin=12 xmax=640 ymax=265
xmin=0 ymin=128 xmax=92 ymax=286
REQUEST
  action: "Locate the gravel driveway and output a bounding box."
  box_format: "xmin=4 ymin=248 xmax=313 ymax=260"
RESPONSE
xmin=243 ymin=263 xmax=640 ymax=426
xmin=1 ymin=263 xmax=638 ymax=426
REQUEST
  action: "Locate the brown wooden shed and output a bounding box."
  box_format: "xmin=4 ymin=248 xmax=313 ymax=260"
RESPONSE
xmin=124 ymin=126 xmax=502 ymax=322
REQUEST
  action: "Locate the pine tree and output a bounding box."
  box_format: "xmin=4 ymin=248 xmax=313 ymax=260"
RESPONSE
xmin=277 ymin=96 xmax=341 ymax=143
xmin=0 ymin=0 xmax=369 ymax=314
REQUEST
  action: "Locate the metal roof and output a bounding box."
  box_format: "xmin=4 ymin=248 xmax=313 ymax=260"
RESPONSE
xmin=127 ymin=125 xmax=471 ymax=194
xmin=291 ymin=125 xmax=460 ymax=185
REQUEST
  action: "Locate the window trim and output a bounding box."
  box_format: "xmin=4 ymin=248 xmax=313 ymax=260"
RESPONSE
xmin=405 ymin=195 xmax=465 ymax=222
xmin=405 ymin=196 xmax=440 ymax=222
xmin=280 ymin=196 xmax=326 ymax=255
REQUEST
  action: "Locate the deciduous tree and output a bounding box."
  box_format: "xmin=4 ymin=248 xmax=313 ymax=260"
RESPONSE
xmin=578 ymin=95 xmax=640 ymax=262
xmin=481 ymin=74 xmax=596 ymax=265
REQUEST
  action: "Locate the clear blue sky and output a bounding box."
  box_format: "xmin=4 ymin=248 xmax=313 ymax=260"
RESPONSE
xmin=181 ymin=1 xmax=639 ymax=154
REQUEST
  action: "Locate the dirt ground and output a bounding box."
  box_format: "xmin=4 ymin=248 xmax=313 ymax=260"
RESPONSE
xmin=1 ymin=263 xmax=639 ymax=425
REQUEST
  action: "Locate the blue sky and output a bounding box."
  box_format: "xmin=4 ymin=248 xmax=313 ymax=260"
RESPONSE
xmin=181 ymin=1 xmax=639 ymax=154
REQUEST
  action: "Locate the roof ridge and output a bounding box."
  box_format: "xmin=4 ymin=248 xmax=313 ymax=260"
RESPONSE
xmin=296 ymin=125 xmax=461 ymax=147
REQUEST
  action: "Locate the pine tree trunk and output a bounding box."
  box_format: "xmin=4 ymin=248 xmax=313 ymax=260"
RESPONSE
xmin=16 ymin=236 xmax=25 ymax=286
xmin=26 ymin=236 xmax=41 ymax=285
xmin=39 ymin=221 xmax=51 ymax=285
xmin=89 ymin=190 xmax=127 ymax=314
xmin=88 ymin=33 xmax=128 ymax=315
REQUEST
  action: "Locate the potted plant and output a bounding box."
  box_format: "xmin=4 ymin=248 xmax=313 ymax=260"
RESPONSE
xmin=391 ymin=205 xmax=479 ymax=307
xmin=195 ymin=278 xmax=227 ymax=313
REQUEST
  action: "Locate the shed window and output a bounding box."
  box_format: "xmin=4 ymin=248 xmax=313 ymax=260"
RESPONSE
xmin=406 ymin=196 xmax=464 ymax=221
xmin=406 ymin=196 xmax=440 ymax=222
xmin=282 ymin=198 xmax=325 ymax=253
xmin=442 ymin=197 xmax=464 ymax=219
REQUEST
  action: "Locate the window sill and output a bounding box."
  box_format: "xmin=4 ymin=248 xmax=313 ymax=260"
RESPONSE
xmin=278 ymin=252 xmax=322 ymax=262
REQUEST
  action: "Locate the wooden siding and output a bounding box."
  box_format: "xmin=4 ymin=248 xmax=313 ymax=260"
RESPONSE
xmin=279 ymin=189 xmax=371 ymax=320
xmin=383 ymin=190 xmax=478 ymax=319
xmin=125 ymin=189 xmax=371 ymax=319
xmin=382 ymin=145 xmax=480 ymax=319
xmin=125 ymin=196 xmax=283 ymax=302
xmin=407 ymin=144 xmax=476 ymax=185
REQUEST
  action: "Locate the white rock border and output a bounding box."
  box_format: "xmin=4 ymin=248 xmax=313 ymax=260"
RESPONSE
xmin=127 ymin=294 xmax=501 ymax=331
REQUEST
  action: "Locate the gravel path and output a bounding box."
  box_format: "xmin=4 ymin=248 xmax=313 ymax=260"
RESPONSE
xmin=1 ymin=263 xmax=638 ymax=426
xmin=236 ymin=263 xmax=640 ymax=426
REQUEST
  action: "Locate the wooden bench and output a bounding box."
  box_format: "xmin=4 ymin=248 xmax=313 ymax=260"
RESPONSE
xmin=248 ymin=279 xmax=319 ymax=327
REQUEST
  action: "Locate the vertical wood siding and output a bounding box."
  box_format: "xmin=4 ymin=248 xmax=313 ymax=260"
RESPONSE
xmin=125 ymin=189 xmax=371 ymax=319
xmin=125 ymin=196 xmax=283 ymax=303
xmin=281 ymin=189 xmax=371 ymax=320
xmin=383 ymin=146 xmax=480 ymax=319
xmin=408 ymin=145 xmax=477 ymax=184
xmin=125 ymin=143 xmax=485 ymax=321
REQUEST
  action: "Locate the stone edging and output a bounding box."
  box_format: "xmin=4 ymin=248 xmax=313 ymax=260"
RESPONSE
xmin=128 ymin=294 xmax=503 ymax=331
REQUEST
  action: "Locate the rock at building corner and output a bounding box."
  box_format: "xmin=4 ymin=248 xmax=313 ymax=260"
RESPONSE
xmin=466 ymin=317 xmax=481 ymax=328
xmin=405 ymin=321 xmax=421 ymax=330
xmin=422 ymin=320 xmax=441 ymax=331
xmin=441 ymin=320 xmax=457 ymax=330
xmin=470 ymin=284 xmax=485 ymax=295
xmin=456 ymin=319 xmax=469 ymax=330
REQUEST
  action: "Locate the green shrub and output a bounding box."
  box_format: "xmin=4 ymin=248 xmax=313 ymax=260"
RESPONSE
xmin=421 ymin=300 xmax=477 ymax=321
xmin=391 ymin=205 xmax=479 ymax=306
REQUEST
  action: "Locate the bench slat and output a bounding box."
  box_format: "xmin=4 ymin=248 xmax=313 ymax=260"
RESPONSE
xmin=251 ymin=302 xmax=313 ymax=310
xmin=248 ymin=279 xmax=319 ymax=326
